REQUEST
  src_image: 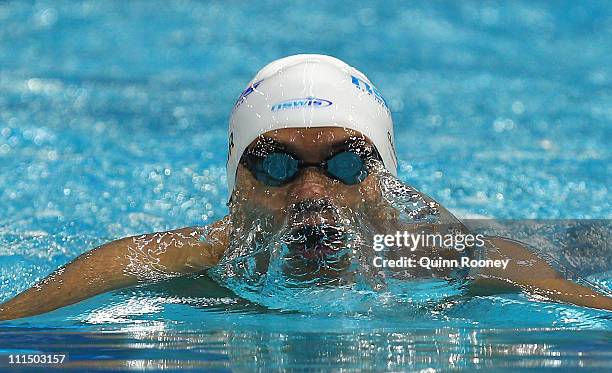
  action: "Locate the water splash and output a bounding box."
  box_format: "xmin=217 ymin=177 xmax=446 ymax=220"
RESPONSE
xmin=209 ymin=160 xmax=472 ymax=314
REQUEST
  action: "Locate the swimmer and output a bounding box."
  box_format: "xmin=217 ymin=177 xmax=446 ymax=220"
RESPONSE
xmin=1 ymin=54 xmax=610 ymax=320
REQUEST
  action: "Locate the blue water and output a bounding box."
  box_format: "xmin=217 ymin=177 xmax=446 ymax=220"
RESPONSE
xmin=1 ymin=0 xmax=611 ymax=370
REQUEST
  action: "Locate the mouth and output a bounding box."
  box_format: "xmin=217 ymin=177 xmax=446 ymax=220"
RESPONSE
xmin=278 ymin=198 xmax=353 ymax=283
xmin=294 ymin=238 xmax=338 ymax=260
xmin=284 ymin=224 xmax=347 ymax=261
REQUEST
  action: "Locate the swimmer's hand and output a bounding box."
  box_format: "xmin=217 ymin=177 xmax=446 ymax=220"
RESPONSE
xmin=0 ymin=217 xmax=230 ymax=321
xmin=471 ymin=237 xmax=612 ymax=311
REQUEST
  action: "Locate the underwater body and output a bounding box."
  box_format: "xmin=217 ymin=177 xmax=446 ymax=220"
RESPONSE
xmin=1 ymin=0 xmax=612 ymax=370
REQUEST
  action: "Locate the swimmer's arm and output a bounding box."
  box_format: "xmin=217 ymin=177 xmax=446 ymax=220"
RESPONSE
xmin=0 ymin=217 xmax=230 ymax=321
xmin=470 ymin=237 xmax=612 ymax=311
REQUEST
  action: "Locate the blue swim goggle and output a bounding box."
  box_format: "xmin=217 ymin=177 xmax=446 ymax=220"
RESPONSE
xmin=241 ymin=139 xmax=382 ymax=187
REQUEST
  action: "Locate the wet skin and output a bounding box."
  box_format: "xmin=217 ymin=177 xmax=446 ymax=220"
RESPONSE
xmin=231 ymin=127 xmax=389 ymax=282
xmin=1 ymin=128 xmax=611 ymax=320
xmin=232 ymin=127 xmax=389 ymax=222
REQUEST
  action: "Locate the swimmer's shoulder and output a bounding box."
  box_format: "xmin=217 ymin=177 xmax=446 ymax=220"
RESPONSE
xmin=189 ymin=215 xmax=231 ymax=251
xmin=200 ymin=215 xmax=231 ymax=244
xmin=163 ymin=216 xmax=231 ymax=268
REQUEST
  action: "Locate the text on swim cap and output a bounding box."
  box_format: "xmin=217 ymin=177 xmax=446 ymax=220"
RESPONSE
xmin=271 ymin=97 xmax=333 ymax=112
xmin=351 ymin=75 xmax=389 ymax=111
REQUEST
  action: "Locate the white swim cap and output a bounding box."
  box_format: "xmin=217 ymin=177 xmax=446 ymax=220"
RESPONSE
xmin=227 ymin=54 xmax=397 ymax=195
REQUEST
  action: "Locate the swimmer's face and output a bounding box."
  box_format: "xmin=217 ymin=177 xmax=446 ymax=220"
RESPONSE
xmin=232 ymin=127 xmax=385 ymax=223
xmin=228 ymin=127 xmax=397 ymax=285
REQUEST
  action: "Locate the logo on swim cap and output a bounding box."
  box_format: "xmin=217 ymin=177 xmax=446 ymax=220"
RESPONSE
xmin=232 ymin=79 xmax=263 ymax=112
xmin=271 ymin=97 xmax=333 ymax=112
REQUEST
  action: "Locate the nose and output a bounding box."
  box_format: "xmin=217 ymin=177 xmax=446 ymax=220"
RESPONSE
xmin=288 ymin=168 xmax=329 ymax=202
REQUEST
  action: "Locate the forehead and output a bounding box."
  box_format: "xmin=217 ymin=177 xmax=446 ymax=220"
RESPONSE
xmin=245 ymin=127 xmax=372 ymax=161
xmin=252 ymin=127 xmax=369 ymax=147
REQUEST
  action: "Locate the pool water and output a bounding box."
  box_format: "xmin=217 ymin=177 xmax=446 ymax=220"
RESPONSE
xmin=1 ymin=0 xmax=611 ymax=370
